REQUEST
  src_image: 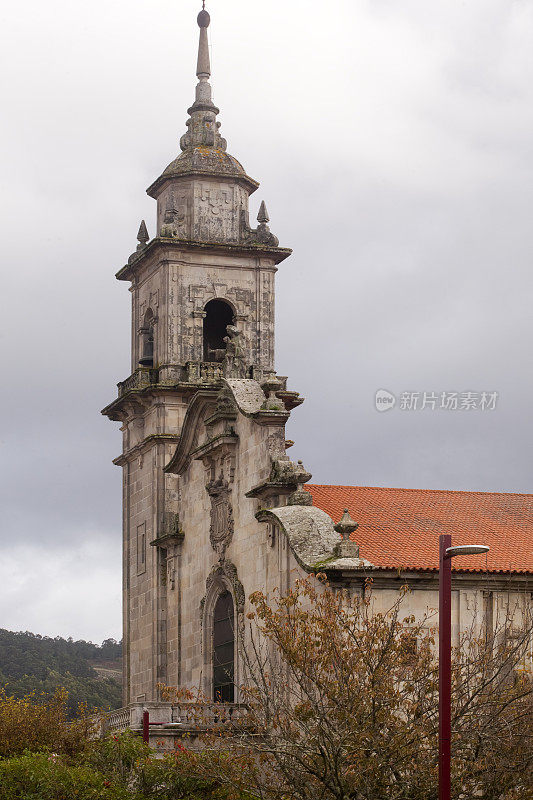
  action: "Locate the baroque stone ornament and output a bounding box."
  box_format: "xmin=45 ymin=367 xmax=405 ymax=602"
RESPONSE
xmin=205 ymin=559 xmax=245 ymax=612
xmin=334 ymin=508 xmax=359 ymax=539
xmin=137 ymin=220 xmax=149 ymax=249
xmin=201 ymin=558 xmax=246 ymax=644
xmin=206 ymin=476 xmax=234 ymax=557
xmin=178 ymin=8 xmax=227 ymax=155
xmin=214 ymin=383 xmax=238 ymax=416
xmin=261 ymin=374 xmax=284 ymax=410
xmin=127 ymin=220 xmax=149 ymax=263
xmin=287 ymin=460 xmax=313 ymax=506
xmin=240 ymin=202 xmax=279 ymax=247
xmin=333 ymin=508 xmax=360 ymax=558
xmin=223 ymin=325 xmax=247 ymax=378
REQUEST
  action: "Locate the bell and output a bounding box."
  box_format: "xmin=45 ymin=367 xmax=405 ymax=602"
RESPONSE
xmin=139 ymin=328 xmax=154 ymax=367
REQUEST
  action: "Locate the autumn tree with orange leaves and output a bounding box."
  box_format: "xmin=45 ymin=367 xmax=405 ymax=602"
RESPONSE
xmin=196 ymin=576 xmax=533 ymax=800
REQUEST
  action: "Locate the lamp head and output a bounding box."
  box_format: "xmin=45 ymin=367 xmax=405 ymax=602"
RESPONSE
xmin=446 ymin=545 xmax=490 ymax=558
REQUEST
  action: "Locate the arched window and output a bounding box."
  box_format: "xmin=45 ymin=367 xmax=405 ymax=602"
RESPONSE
xmin=213 ymin=591 xmax=234 ymax=702
xmin=203 ymin=299 xmax=234 ymax=362
xmin=139 ymin=310 xmax=154 ymax=367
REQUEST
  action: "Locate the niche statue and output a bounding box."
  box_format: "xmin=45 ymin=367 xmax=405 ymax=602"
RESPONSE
xmin=223 ymin=325 xmax=247 ymax=378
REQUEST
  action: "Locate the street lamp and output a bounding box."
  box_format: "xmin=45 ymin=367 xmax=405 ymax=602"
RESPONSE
xmin=439 ymin=535 xmax=489 ymax=800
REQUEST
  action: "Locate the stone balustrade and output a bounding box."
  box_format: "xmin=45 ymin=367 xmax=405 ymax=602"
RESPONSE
xmin=184 ymin=361 xmax=223 ymax=383
xmin=103 ymin=705 xmax=132 ymax=733
xmin=118 ymin=368 xmax=157 ymax=396
xmin=101 ymin=701 xmax=248 ymax=737
xmin=117 ymin=362 xmax=225 ymax=398
xmin=115 ymin=362 xmax=289 ymax=398
xmin=171 ymin=701 xmax=248 ymax=727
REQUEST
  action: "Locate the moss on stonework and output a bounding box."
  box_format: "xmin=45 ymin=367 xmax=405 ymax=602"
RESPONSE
xmin=311 ymin=556 xmax=337 ymax=571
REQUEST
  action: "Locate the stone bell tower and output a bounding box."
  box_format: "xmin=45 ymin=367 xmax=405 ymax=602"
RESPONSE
xmin=102 ymin=6 xmax=291 ymax=703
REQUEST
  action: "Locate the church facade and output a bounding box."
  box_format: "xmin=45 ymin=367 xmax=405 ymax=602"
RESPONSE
xmin=103 ymin=7 xmax=533 ymax=717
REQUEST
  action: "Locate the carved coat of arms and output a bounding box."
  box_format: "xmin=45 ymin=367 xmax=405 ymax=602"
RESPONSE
xmin=207 ymin=478 xmax=234 ymax=556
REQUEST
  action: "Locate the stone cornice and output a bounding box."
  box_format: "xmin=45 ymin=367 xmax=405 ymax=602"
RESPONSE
xmin=325 ymin=567 xmax=533 ymax=592
xmin=190 ymin=432 xmax=239 ymax=462
xmin=102 ymin=390 xmax=177 ymax=422
xmin=150 ymin=531 xmax=185 ymax=548
xmin=146 ymin=169 xmax=259 ymax=200
xmin=253 ymin=409 xmax=291 ymax=426
xmin=101 ymin=374 xmax=220 ymax=422
xmin=112 ymin=434 xmax=180 ymax=467
xmin=117 ymin=237 xmax=292 ymax=281
xmin=245 ymin=481 xmax=297 ymax=500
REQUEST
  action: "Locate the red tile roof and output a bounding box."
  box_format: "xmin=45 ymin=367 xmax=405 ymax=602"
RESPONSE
xmin=308 ymin=485 xmax=533 ymax=574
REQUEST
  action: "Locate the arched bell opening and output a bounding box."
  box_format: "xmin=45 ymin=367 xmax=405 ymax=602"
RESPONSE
xmin=203 ymin=299 xmax=234 ymax=362
xmin=139 ymin=309 xmax=155 ymax=367
xmin=213 ymin=591 xmax=235 ymax=702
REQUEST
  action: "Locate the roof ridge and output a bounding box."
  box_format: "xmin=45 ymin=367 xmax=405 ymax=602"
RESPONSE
xmin=307 ymin=484 xmax=533 ymax=499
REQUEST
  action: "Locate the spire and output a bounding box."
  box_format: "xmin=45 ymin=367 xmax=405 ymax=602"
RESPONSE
xmin=196 ymin=6 xmax=211 ymax=78
xmin=191 ymin=5 xmax=214 ymax=109
xmin=179 ymin=4 xmax=227 ymax=153
xmin=146 ymin=3 xmax=263 ymax=226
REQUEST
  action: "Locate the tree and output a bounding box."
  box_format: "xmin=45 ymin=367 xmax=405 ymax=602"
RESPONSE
xmin=0 ymin=686 xmax=93 ymax=757
xmin=0 ymin=629 xmax=123 ymax=716
xmin=198 ymin=576 xmax=533 ymax=800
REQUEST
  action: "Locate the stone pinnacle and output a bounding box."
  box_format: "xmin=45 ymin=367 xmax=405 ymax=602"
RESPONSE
xmin=257 ymin=201 xmax=270 ymax=224
xmin=137 ymin=220 xmax=149 ymax=245
xmin=334 ymin=509 xmax=359 ymax=540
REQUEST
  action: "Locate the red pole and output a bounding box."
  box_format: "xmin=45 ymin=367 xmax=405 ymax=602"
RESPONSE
xmin=439 ymin=534 xmax=452 ymax=800
xmin=142 ymin=710 xmax=149 ymax=744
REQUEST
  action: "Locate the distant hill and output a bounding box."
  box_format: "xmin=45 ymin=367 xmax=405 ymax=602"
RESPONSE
xmin=0 ymin=629 xmax=123 ymax=716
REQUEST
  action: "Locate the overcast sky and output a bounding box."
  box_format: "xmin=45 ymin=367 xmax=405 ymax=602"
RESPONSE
xmin=1 ymin=0 xmax=532 ymax=643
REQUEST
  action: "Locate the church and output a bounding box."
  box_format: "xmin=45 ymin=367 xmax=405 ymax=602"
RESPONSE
xmin=102 ymin=6 xmax=533 ymax=735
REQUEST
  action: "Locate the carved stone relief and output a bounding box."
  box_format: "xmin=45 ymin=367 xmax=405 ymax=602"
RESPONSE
xmin=160 ymin=189 xmax=189 ymax=238
xmin=206 ymin=478 xmax=234 ymax=557
xmin=167 ymin=556 xmax=176 ymax=589
xmin=200 ymin=430 xmax=237 ymax=558
xmin=194 ymin=183 xmax=235 ymax=242
xmin=200 ymin=558 xmax=246 ymax=699
xmin=201 ymin=559 xmax=245 ymax=629
xmin=188 ymin=283 xmax=253 ymax=319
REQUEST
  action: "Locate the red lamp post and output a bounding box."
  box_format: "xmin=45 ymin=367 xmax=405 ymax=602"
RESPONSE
xmin=438 ymin=535 xmax=489 ymax=800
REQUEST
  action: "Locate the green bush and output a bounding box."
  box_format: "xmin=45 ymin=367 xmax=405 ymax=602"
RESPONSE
xmin=0 ymin=692 xmax=250 ymax=800
xmin=135 ymin=751 xmax=231 ymax=800
xmin=81 ymin=731 xmax=150 ymax=788
xmin=82 ymin=732 xmax=241 ymax=799
xmin=0 ymin=752 xmax=131 ymax=800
